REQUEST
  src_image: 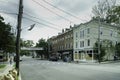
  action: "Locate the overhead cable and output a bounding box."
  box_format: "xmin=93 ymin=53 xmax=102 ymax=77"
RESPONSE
xmin=32 ymin=0 xmax=75 ymax=23
xmin=23 ymin=16 xmax=61 ymax=31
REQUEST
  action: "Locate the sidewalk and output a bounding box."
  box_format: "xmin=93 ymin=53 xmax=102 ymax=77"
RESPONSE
xmin=71 ymin=60 xmax=120 ymax=65
xmin=0 ymin=63 xmax=14 ymax=76
xmin=0 ymin=62 xmax=22 ymax=80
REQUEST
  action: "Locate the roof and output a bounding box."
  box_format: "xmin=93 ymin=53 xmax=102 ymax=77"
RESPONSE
xmin=73 ymin=19 xmax=120 ymax=30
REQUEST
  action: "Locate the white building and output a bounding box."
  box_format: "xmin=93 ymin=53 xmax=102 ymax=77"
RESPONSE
xmin=73 ymin=20 xmax=120 ymax=62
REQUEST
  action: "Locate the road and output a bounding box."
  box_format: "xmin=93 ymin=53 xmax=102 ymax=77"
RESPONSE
xmin=20 ymin=56 xmax=120 ymax=80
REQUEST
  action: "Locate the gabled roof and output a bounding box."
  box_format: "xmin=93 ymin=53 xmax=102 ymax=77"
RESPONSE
xmin=73 ymin=19 xmax=120 ymax=30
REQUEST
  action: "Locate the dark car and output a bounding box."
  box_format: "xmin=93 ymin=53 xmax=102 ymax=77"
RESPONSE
xmin=49 ymin=56 xmax=58 ymax=61
xmin=14 ymin=56 xmax=22 ymax=62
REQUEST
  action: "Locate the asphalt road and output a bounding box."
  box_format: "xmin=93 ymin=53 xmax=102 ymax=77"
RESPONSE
xmin=20 ymin=56 xmax=120 ymax=80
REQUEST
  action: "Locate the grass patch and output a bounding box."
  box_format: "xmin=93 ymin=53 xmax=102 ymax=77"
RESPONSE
xmin=0 ymin=64 xmax=6 ymax=69
xmin=13 ymin=64 xmax=16 ymax=68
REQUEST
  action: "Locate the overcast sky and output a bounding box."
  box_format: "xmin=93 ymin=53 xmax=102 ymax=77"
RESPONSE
xmin=0 ymin=0 xmax=99 ymax=43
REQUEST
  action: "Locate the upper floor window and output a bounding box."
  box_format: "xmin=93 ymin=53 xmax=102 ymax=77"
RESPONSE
xmin=80 ymin=41 xmax=84 ymax=47
xmin=88 ymin=39 xmax=90 ymax=46
xmin=80 ymin=30 xmax=84 ymax=38
xmin=87 ymin=28 xmax=90 ymax=34
xmin=76 ymin=32 xmax=78 ymax=38
xmin=76 ymin=42 xmax=78 ymax=48
xmin=83 ymin=30 xmax=84 ymax=38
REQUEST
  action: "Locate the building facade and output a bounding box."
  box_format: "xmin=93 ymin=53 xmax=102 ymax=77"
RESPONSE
xmin=73 ymin=20 xmax=120 ymax=62
xmin=48 ymin=27 xmax=73 ymax=61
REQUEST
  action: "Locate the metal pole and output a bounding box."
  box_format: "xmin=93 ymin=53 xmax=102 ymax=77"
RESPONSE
xmin=16 ymin=0 xmax=23 ymax=76
xmin=98 ymin=18 xmax=101 ymax=63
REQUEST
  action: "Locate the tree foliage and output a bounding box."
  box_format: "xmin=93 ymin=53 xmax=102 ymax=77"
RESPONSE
xmin=20 ymin=39 xmax=34 ymax=56
xmin=94 ymin=39 xmax=114 ymax=61
xmin=35 ymin=38 xmax=48 ymax=59
xmin=0 ymin=15 xmax=15 ymax=53
xmin=92 ymin=0 xmax=116 ymax=19
xmin=21 ymin=40 xmax=34 ymax=47
xmin=115 ymin=43 xmax=120 ymax=57
xmin=93 ymin=41 xmax=106 ymax=61
xmin=106 ymin=6 xmax=120 ymax=24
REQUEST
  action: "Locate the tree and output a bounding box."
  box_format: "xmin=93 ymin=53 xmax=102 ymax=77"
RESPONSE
xmin=115 ymin=43 xmax=120 ymax=58
xmin=20 ymin=39 xmax=34 ymax=56
xmin=21 ymin=40 xmax=34 ymax=47
xmin=35 ymin=38 xmax=48 ymax=59
xmin=92 ymin=0 xmax=116 ymax=21
xmin=106 ymin=6 xmax=120 ymax=24
xmin=93 ymin=41 xmax=106 ymax=62
xmin=0 ymin=15 xmax=16 ymax=53
xmin=94 ymin=39 xmax=115 ymax=61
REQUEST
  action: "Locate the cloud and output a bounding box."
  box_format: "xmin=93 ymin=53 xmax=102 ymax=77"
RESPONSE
xmin=53 ymin=0 xmax=97 ymax=14
xmin=0 ymin=0 xmax=99 ymax=43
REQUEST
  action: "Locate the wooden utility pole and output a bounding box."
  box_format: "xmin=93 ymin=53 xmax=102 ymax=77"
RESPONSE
xmin=98 ymin=18 xmax=101 ymax=63
xmin=16 ymin=0 xmax=23 ymax=75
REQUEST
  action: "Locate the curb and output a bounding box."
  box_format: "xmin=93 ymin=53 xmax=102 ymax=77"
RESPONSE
xmin=19 ymin=73 xmax=22 ymax=80
xmin=0 ymin=64 xmax=14 ymax=75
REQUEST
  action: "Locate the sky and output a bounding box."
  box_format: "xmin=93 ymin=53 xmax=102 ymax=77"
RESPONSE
xmin=0 ymin=0 xmax=99 ymax=43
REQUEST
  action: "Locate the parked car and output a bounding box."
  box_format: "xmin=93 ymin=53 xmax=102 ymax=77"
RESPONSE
xmin=49 ymin=56 xmax=58 ymax=61
xmin=14 ymin=56 xmax=22 ymax=62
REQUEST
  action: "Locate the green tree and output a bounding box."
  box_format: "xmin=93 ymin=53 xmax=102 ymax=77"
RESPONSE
xmin=21 ymin=40 xmax=34 ymax=47
xmin=93 ymin=41 xmax=106 ymax=62
xmin=106 ymin=6 xmax=120 ymax=24
xmin=20 ymin=39 xmax=34 ymax=56
xmin=35 ymin=38 xmax=48 ymax=59
xmin=115 ymin=43 xmax=120 ymax=58
xmin=0 ymin=15 xmax=15 ymax=53
xmin=94 ymin=40 xmax=115 ymax=61
xmin=92 ymin=0 xmax=116 ymax=20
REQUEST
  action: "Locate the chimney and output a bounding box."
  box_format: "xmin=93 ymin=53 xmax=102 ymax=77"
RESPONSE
xmin=70 ymin=25 xmax=72 ymax=29
xmin=62 ymin=29 xmax=64 ymax=33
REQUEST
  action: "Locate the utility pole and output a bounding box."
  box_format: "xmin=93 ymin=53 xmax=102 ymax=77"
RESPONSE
xmin=16 ymin=0 xmax=23 ymax=75
xmin=47 ymin=38 xmax=50 ymax=59
xmin=98 ymin=17 xmax=101 ymax=63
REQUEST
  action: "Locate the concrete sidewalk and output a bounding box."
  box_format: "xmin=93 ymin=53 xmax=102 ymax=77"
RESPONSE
xmin=0 ymin=63 xmax=14 ymax=76
xmin=0 ymin=63 xmax=22 ymax=80
xmin=71 ymin=60 xmax=120 ymax=65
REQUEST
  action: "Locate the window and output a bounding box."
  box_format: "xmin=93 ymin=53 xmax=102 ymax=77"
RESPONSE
xmin=80 ymin=30 xmax=84 ymax=38
xmin=83 ymin=41 xmax=84 ymax=47
xmin=76 ymin=32 xmax=78 ymax=38
xmin=100 ymin=31 xmax=103 ymax=35
xmin=88 ymin=39 xmax=90 ymax=46
xmin=110 ymin=30 xmax=113 ymax=37
xmin=87 ymin=28 xmax=90 ymax=34
xmin=83 ymin=30 xmax=84 ymax=38
xmin=80 ymin=41 xmax=84 ymax=47
xmin=80 ymin=31 xmax=82 ymax=38
xmin=76 ymin=42 xmax=78 ymax=48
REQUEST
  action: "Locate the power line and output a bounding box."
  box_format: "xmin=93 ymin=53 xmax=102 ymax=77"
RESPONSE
xmin=32 ymin=0 xmax=75 ymax=23
xmin=42 ymin=0 xmax=87 ymax=22
xmin=23 ymin=12 xmax=61 ymax=27
xmin=0 ymin=0 xmax=18 ymax=5
xmin=23 ymin=16 xmax=61 ymax=31
xmin=0 ymin=11 xmax=18 ymax=15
